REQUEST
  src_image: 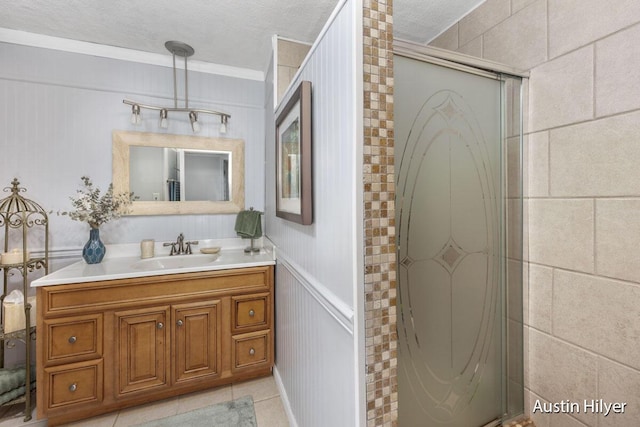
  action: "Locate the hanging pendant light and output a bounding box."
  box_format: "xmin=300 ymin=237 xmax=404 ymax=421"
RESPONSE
xmin=123 ymin=41 xmax=231 ymax=133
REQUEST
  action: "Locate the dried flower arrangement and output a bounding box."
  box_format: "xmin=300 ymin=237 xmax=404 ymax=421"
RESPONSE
xmin=60 ymin=176 xmax=135 ymax=229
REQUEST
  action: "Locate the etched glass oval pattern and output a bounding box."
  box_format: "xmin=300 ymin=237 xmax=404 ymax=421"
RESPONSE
xmin=397 ymin=87 xmax=501 ymax=424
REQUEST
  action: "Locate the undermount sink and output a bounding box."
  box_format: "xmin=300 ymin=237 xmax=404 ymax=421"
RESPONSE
xmin=131 ymin=253 xmax=220 ymax=271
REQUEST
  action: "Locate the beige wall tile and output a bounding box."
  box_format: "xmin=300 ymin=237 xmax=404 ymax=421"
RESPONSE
xmin=528 ymin=131 xmax=549 ymax=198
xmin=529 ymin=46 xmax=593 ymax=132
xmin=550 ymin=414 xmax=591 ymax=427
xmin=549 ymin=111 xmax=640 ymax=197
xmin=429 ymin=24 xmax=458 ymax=51
xmin=548 ymin=0 xmax=640 ymax=59
xmin=512 ymin=0 xmax=538 ymax=13
xmin=554 ymin=270 xmax=640 ymax=371
xmin=528 ymin=264 xmax=552 ymax=333
xmin=277 ymin=39 xmax=311 ymax=68
xmin=528 ymin=390 xmax=551 ymax=427
xmin=596 ymin=23 xmax=640 ymax=117
xmin=529 ymin=199 xmax=594 ymax=273
xmin=458 ymin=35 xmax=482 ymax=57
xmin=597 ymin=199 xmax=640 ymax=283
xmin=483 ymin=0 xmax=547 ymax=70
xmin=528 ymin=329 xmax=599 ymax=425
xmin=598 ymin=358 xmax=640 ymax=426
xmin=459 ymin=0 xmax=511 ymax=46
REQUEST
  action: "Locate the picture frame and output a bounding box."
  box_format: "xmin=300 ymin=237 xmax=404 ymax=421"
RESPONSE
xmin=276 ymin=80 xmax=313 ymax=225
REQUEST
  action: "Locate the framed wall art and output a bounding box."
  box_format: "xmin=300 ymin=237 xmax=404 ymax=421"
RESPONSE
xmin=275 ymin=80 xmax=312 ymax=225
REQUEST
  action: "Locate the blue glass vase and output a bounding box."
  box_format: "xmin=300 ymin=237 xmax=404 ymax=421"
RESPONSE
xmin=83 ymin=228 xmax=106 ymax=264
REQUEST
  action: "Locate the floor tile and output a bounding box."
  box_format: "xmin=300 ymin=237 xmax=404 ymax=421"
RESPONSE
xmin=113 ymin=398 xmax=180 ymax=427
xmin=176 ymin=385 xmax=233 ymax=414
xmin=232 ymin=376 xmax=280 ymax=403
xmin=254 ymin=396 xmax=289 ymax=427
xmin=64 ymin=411 xmax=117 ymax=427
xmin=0 ymin=375 xmax=289 ymax=427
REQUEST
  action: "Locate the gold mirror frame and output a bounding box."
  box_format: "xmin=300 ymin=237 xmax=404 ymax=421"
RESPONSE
xmin=113 ymin=130 xmax=244 ymax=215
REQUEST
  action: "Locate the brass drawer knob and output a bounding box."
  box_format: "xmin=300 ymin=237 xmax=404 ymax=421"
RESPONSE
xmin=176 ymin=320 xmax=183 ymax=327
xmin=68 ymin=336 xmax=77 ymax=344
xmin=69 ymin=383 xmax=77 ymax=392
xmin=248 ymin=309 xmax=255 ymax=317
xmin=249 ymin=348 xmax=255 ymax=356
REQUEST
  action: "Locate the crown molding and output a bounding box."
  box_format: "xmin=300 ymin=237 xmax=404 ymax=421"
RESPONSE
xmin=0 ymin=28 xmax=264 ymax=81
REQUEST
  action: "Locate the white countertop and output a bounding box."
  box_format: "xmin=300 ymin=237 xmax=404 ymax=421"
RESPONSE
xmin=31 ymin=238 xmax=276 ymax=287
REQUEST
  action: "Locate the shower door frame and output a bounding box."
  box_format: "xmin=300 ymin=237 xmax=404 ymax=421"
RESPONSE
xmin=393 ymin=39 xmax=528 ymax=427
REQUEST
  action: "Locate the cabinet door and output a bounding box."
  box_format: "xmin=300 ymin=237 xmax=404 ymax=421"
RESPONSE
xmin=173 ymin=300 xmax=221 ymax=383
xmin=116 ymin=306 xmax=170 ymax=396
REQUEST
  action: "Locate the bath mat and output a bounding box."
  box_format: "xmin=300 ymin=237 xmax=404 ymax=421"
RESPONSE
xmin=134 ymin=395 xmax=256 ymax=427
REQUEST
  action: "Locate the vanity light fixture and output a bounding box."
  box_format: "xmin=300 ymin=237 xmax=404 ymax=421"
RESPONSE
xmin=123 ymin=41 xmax=231 ymax=134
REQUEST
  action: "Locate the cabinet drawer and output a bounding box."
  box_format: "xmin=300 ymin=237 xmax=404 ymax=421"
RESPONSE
xmin=45 ymin=360 xmax=103 ymax=410
xmin=232 ymin=293 xmax=269 ymax=332
xmin=44 ymin=314 xmax=103 ymax=364
xmin=232 ymin=330 xmax=271 ymax=370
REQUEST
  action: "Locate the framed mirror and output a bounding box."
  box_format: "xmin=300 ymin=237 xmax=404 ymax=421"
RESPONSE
xmin=113 ymin=130 xmax=244 ymax=215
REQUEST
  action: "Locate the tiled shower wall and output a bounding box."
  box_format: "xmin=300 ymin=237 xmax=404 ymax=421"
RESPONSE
xmin=430 ymin=1 xmax=640 ymax=426
xmin=363 ymin=0 xmax=397 ymax=425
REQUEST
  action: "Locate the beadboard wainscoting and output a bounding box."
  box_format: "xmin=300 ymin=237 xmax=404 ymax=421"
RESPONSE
xmin=273 ymin=260 xmax=355 ymax=427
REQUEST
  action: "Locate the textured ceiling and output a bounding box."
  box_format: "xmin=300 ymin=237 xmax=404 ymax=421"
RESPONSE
xmin=0 ymin=0 xmax=483 ymax=73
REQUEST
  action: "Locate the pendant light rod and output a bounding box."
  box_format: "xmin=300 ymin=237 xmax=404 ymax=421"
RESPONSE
xmin=122 ymin=41 xmax=230 ymax=133
xmin=122 ymin=99 xmax=230 ymax=119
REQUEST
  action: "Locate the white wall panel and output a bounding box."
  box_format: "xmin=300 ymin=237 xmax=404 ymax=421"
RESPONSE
xmin=264 ymin=1 xmax=361 ymax=425
xmin=0 ymin=42 xmax=264 ymax=250
xmin=275 ymin=262 xmax=355 ymax=427
xmin=266 ymin=0 xmax=357 ymax=307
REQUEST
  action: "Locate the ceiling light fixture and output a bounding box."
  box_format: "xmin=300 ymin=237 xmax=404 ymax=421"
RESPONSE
xmin=123 ymin=41 xmax=231 ymax=133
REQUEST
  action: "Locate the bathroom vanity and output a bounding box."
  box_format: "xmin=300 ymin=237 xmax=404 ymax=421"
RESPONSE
xmin=32 ymin=246 xmax=274 ymax=426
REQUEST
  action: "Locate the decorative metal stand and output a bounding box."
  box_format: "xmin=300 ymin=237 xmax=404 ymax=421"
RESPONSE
xmin=0 ymin=179 xmax=49 ymax=421
xmin=243 ymin=207 xmax=262 ymax=254
xmin=244 ymin=238 xmax=261 ymax=254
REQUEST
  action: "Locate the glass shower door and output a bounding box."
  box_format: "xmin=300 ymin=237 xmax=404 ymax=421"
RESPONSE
xmin=395 ymin=54 xmax=522 ymax=427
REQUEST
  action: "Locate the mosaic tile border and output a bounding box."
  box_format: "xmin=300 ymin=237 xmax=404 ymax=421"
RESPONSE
xmin=363 ymin=0 xmax=397 ymax=425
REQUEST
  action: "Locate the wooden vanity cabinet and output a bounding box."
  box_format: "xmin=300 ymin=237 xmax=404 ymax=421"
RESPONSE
xmin=36 ymin=265 xmax=273 ymax=426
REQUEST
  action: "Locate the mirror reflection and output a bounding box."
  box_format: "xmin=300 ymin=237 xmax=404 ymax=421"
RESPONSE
xmin=130 ymin=146 xmax=231 ymax=202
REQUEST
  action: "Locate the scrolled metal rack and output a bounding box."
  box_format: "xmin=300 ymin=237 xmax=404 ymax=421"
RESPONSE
xmin=0 ymin=178 xmax=49 ymax=421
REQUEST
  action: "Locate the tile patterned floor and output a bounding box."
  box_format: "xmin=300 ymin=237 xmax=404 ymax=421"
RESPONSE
xmin=0 ymin=375 xmax=289 ymax=427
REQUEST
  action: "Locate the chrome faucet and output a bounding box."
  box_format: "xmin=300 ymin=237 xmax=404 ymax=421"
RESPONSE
xmin=163 ymin=233 xmax=198 ymax=255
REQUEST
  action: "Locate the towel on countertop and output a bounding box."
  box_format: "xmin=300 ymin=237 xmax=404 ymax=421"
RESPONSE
xmin=235 ymin=209 xmax=262 ymax=239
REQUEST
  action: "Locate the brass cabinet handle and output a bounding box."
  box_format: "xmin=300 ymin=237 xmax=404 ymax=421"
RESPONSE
xmin=248 ymin=309 xmax=255 ymax=317
xmin=249 ymin=348 xmax=255 ymax=356
xmin=176 ymin=320 xmax=184 ymax=327
xmin=68 ymin=336 xmax=77 ymax=344
xmin=157 ymin=322 xmax=164 ymax=330
xmin=69 ymin=383 xmax=77 ymax=392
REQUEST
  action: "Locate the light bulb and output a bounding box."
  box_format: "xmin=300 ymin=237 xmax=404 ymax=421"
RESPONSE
xmin=220 ymin=115 xmax=228 ymax=134
xmin=159 ymin=109 xmax=168 ymax=129
xmin=189 ymin=111 xmax=200 ymax=133
xmin=130 ymin=104 xmax=141 ymax=125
